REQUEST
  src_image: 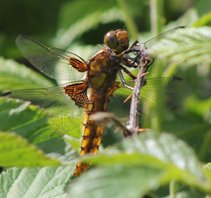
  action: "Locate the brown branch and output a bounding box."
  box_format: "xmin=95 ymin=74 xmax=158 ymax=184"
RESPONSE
xmin=126 ymin=59 xmax=151 ymax=136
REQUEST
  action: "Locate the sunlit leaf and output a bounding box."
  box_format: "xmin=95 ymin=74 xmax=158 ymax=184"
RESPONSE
xmin=0 ymin=97 xmax=71 ymax=156
xmin=149 ymin=27 xmax=211 ymax=67
xmin=0 ymin=57 xmax=53 ymax=92
xmin=76 ymin=131 xmax=211 ymax=194
xmin=67 ymin=166 xmax=165 ymax=198
xmin=0 ymin=132 xmax=59 ymax=166
xmin=185 ymin=96 xmax=211 ymax=118
xmin=0 ymin=166 xmax=74 ymax=198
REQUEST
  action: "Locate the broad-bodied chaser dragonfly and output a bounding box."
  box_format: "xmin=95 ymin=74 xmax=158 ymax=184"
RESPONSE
xmin=1 ymin=27 xmax=185 ymax=176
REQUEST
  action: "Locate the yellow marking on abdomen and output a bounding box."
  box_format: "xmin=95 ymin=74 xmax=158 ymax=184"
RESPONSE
xmin=74 ymin=93 xmax=107 ymax=176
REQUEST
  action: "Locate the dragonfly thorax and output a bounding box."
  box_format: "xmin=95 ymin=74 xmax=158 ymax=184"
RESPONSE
xmin=104 ymin=29 xmax=129 ymax=54
xmin=88 ymin=48 xmax=119 ymax=92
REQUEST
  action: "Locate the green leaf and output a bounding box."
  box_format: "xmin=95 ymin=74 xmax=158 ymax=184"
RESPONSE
xmin=196 ymin=0 xmax=211 ymax=16
xmin=164 ymin=190 xmax=205 ymax=198
xmin=203 ymin=163 xmax=211 ymax=182
xmin=58 ymin=0 xmax=117 ymax=29
xmin=0 ymin=57 xmax=53 ymax=92
xmin=194 ymin=12 xmax=211 ymax=27
xmin=54 ymin=8 xmax=123 ymax=48
xmin=0 ymin=97 xmax=70 ymax=156
xmin=0 ymin=166 xmax=74 ymax=198
xmin=49 ymin=117 xmax=81 ymax=150
xmin=48 ymin=117 xmax=81 ymax=138
xmin=185 ymin=96 xmax=211 ymax=119
xmin=0 ymin=98 xmax=58 ymax=143
xmin=67 ymin=166 xmax=165 ymax=198
xmin=0 ymin=132 xmax=59 ymax=166
xmin=77 ymin=131 xmax=211 ymax=194
xmin=149 ymin=27 xmax=211 ymax=67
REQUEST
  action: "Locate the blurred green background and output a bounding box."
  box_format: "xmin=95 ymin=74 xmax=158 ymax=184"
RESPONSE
xmin=0 ymin=0 xmax=210 ymax=162
xmin=0 ymin=0 xmax=204 ymax=58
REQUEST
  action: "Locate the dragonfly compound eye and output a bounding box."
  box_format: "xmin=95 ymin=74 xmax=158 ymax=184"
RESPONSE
xmin=104 ymin=31 xmax=119 ymax=50
xmin=115 ymin=30 xmax=129 ymax=53
xmin=104 ymin=30 xmax=129 ymax=54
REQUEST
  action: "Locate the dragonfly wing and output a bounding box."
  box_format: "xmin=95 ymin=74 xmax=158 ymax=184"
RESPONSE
xmin=140 ymin=76 xmax=187 ymax=110
xmin=64 ymin=81 xmax=89 ymax=108
xmin=16 ymin=35 xmax=87 ymax=83
xmin=3 ymin=83 xmax=83 ymax=118
xmin=108 ymin=86 xmax=131 ymax=121
xmin=108 ymin=77 xmax=189 ymax=126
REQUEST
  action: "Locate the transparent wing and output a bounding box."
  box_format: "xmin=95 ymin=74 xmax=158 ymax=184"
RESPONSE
xmin=108 ymin=76 xmax=190 ymax=125
xmin=16 ymin=35 xmax=87 ymax=83
xmin=122 ymin=27 xmax=185 ymax=69
xmin=4 ymin=83 xmax=83 ymax=118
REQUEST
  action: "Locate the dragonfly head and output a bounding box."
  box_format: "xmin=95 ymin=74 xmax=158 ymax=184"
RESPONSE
xmin=104 ymin=29 xmax=129 ymax=54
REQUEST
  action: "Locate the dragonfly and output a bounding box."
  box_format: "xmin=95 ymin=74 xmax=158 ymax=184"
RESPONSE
xmin=1 ymin=28 xmax=184 ymax=176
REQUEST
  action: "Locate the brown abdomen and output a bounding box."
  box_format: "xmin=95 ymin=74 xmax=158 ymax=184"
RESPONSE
xmin=73 ymin=89 xmax=108 ymax=176
xmin=74 ymin=49 xmax=119 ymax=176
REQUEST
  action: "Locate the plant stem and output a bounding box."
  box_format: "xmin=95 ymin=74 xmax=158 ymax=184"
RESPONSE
xmin=126 ymin=63 xmax=148 ymax=134
xmin=150 ymin=0 xmax=164 ymax=34
xmin=169 ymin=180 xmax=177 ymax=198
xmin=149 ymin=0 xmax=165 ymax=131
xmin=117 ymin=0 xmax=138 ymax=40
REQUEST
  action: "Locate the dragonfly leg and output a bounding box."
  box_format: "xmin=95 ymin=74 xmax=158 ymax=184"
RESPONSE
xmin=118 ymin=69 xmax=134 ymax=90
xmin=119 ymin=65 xmax=136 ymax=79
xmin=144 ymin=57 xmax=154 ymax=72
